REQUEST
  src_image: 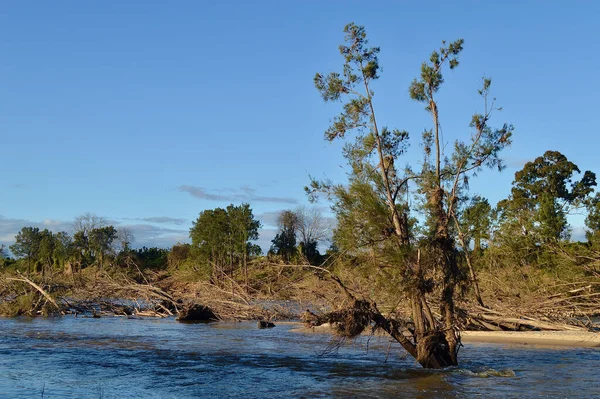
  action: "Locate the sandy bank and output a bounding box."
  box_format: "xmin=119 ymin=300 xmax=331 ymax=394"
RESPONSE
xmin=288 ymin=323 xmax=600 ymax=348
xmin=461 ymin=331 xmax=600 ymax=347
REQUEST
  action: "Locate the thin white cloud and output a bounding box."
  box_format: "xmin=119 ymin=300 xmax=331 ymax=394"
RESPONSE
xmin=178 ymin=185 xmax=298 ymax=204
xmin=256 ymin=211 xmax=282 ymax=228
xmin=137 ymin=216 xmax=188 ymax=225
xmin=120 ymin=223 xmax=189 ymax=248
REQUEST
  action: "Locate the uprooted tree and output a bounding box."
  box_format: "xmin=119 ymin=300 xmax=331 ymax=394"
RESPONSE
xmin=307 ymin=23 xmax=513 ymax=368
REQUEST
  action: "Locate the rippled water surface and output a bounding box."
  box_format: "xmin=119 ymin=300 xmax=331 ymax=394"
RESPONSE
xmin=1 ymin=317 xmax=599 ymax=398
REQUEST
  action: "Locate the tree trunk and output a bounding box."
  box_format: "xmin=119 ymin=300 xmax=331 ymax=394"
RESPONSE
xmin=409 ymin=292 xmax=458 ymax=368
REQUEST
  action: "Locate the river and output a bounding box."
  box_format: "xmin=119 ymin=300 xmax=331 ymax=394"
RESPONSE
xmin=0 ymin=317 xmax=598 ymax=398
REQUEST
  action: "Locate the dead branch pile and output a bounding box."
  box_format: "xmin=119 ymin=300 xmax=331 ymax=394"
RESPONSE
xmin=453 ymin=279 xmax=600 ymax=332
xmin=169 ymin=279 xmax=297 ymax=321
xmin=66 ymin=272 xmax=180 ymax=317
xmin=0 ymin=273 xmax=66 ymax=317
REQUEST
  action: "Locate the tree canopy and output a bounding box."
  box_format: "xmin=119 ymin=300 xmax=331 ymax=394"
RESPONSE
xmin=190 ymin=203 xmax=261 ymax=282
xmin=310 ymin=23 xmax=513 ymax=368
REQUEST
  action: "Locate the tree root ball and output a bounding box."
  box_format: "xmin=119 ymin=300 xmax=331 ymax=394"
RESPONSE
xmin=258 ymin=321 xmax=276 ymax=329
xmin=177 ymin=304 xmax=218 ymax=322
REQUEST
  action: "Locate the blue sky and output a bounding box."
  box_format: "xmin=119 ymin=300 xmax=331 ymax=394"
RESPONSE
xmin=1 ymin=1 xmax=599 ymax=250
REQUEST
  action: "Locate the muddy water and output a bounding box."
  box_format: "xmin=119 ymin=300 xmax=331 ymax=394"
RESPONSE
xmin=0 ymin=317 xmax=598 ymax=398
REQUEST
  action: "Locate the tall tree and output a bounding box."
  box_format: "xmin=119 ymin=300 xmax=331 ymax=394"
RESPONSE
xmin=295 ymin=206 xmax=331 ymax=263
xmin=72 ymin=213 xmax=108 ymax=265
xmin=227 ymin=203 xmax=261 ymax=286
xmin=10 ymin=227 xmax=41 ymax=273
xmin=585 ymin=193 xmax=600 ymax=240
xmin=408 ymin=43 xmax=511 ymax=367
xmin=73 ymin=213 xmax=108 ymax=237
xmin=89 ymin=226 xmax=118 ymax=269
xmin=190 ymin=204 xmax=261 ymax=281
xmin=460 ymin=196 xmax=492 ymax=254
xmin=311 ymin=23 xmax=512 ymax=368
xmin=270 ymin=210 xmax=299 ymax=262
xmin=37 ymin=229 xmax=56 ymax=274
xmin=499 ymin=151 xmax=596 ymax=243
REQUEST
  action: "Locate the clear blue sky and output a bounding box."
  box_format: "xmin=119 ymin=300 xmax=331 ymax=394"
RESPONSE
xmin=1 ymin=1 xmax=599 ymax=250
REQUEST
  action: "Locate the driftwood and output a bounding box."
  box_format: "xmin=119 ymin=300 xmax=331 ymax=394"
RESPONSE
xmin=66 ymin=272 xmax=182 ymax=317
xmin=6 ymin=274 xmax=64 ymax=315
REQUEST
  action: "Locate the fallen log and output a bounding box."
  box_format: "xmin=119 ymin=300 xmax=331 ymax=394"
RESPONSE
xmin=473 ymin=314 xmax=586 ymax=331
xmin=6 ymin=275 xmax=64 ymax=315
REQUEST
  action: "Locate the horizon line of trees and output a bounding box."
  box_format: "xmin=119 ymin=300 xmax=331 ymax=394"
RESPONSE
xmin=2 ymin=150 xmax=599 ymax=276
xmin=1 ymin=204 xmax=339 ymax=276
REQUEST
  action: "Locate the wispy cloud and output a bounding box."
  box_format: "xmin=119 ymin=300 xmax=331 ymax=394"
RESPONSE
xmin=256 ymin=211 xmax=281 ymax=227
xmin=178 ymin=185 xmax=298 ymax=204
xmin=137 ymin=216 xmax=188 ymax=225
xmin=504 ymin=157 xmax=530 ymax=169
xmin=122 ymin=223 xmax=189 ymax=248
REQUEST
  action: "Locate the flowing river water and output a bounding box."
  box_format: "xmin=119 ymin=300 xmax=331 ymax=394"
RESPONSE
xmin=0 ymin=316 xmax=599 ymax=398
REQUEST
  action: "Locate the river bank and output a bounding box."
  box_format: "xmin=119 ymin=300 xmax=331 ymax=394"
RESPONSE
xmin=287 ymin=322 xmax=600 ymax=348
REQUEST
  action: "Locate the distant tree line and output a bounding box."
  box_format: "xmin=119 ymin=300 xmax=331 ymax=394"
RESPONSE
xmin=1 ymin=204 xmax=335 ymax=283
xmin=4 ymin=213 xmax=171 ymax=274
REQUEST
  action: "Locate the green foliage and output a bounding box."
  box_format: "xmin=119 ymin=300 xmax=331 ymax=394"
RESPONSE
xmin=270 ymin=210 xmax=299 ymax=262
xmin=8 ymin=219 xmax=132 ymax=274
xmin=311 ymin=22 xmax=412 ymax=252
xmin=585 ymin=193 xmax=600 ymax=239
xmin=88 ymin=226 xmax=117 ymax=268
xmin=166 ymin=243 xmax=192 ymax=269
xmin=9 ymin=227 xmax=74 ymax=273
xmin=498 ymin=150 xmax=596 ymax=244
xmin=189 ymin=203 xmax=261 ymax=279
xmin=460 ymin=196 xmax=492 ymax=253
xmin=512 ymin=150 xmax=595 ymax=205
xmin=124 ymin=246 xmax=169 ymax=270
xmin=410 ymin=44 xmax=512 ymax=241
xmin=409 ymin=39 xmax=464 ymax=104
xmin=10 ymin=227 xmax=41 ymax=271
xmin=332 ymin=178 xmax=394 ymax=251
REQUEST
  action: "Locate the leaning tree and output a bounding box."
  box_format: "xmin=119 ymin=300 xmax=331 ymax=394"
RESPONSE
xmin=307 ymin=23 xmax=513 ymax=368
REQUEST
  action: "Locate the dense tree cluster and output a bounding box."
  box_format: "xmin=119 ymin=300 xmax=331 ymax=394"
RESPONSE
xmin=189 ymin=203 xmax=261 ymax=284
xmin=6 ymin=213 xmax=172 ymax=274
